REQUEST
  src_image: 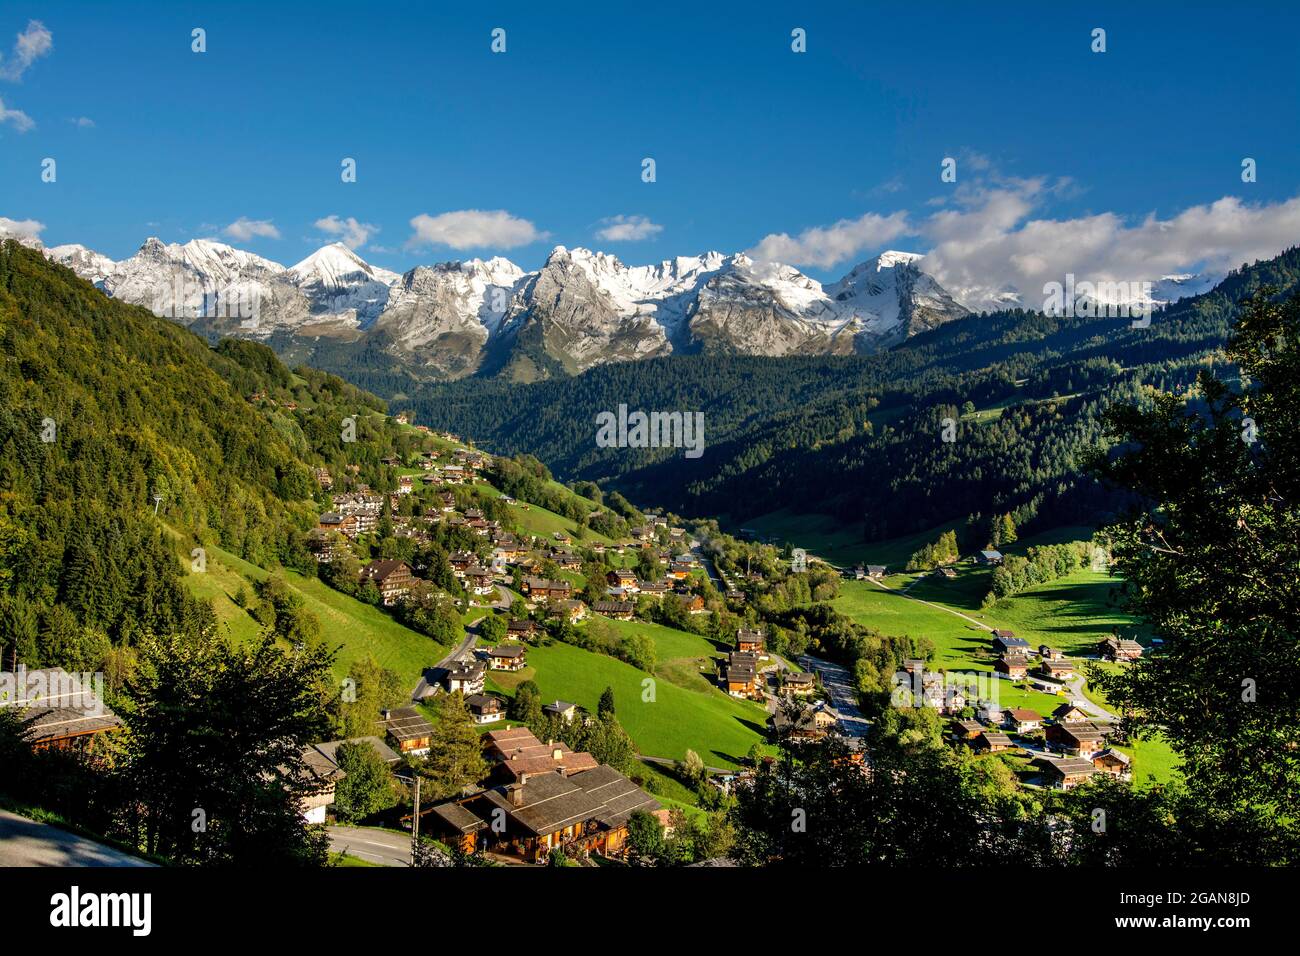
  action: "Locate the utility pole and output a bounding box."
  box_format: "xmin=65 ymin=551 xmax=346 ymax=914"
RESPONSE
xmin=410 ymin=774 xmax=421 ymax=866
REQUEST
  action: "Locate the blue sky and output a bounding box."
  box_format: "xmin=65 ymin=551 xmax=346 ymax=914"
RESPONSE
xmin=2 ymin=1 xmax=1299 ymax=294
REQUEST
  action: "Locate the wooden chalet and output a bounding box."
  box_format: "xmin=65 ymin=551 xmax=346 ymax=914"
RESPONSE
xmin=1091 ymin=747 xmax=1133 ymax=779
xmin=465 ymin=694 xmax=505 ymax=725
xmin=523 ymin=577 xmax=572 ymax=602
xmin=1098 ymin=636 xmax=1144 ymax=661
xmin=1038 ymin=756 xmax=1097 ymax=790
xmin=0 ymin=668 xmax=122 ymax=752
xmin=454 ymin=765 xmax=661 ymax=863
xmin=359 ymin=559 xmax=414 ymax=605
xmin=487 ymin=644 xmax=527 ymax=672
xmin=382 ymin=707 xmax=434 ymax=756
xmin=592 ymin=600 xmax=635 ymax=620
xmin=1046 ymin=720 xmax=1108 ymax=756
xmin=736 ymin=628 xmax=766 ymax=655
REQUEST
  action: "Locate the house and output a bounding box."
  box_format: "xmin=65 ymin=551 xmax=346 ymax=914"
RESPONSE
xmin=453 ymin=764 xmax=661 ymax=863
xmin=866 ymin=565 xmax=887 ymax=579
xmin=607 ymin=569 xmax=638 ymax=590
xmin=397 ymin=475 xmax=414 ymax=495
xmin=995 ymin=654 xmax=1030 ymax=679
xmin=359 ymin=559 xmax=414 ymax=605
xmin=683 ymin=594 xmax=707 ymax=615
xmin=295 ymin=736 xmax=402 ymax=823
xmin=1003 ymin=708 xmax=1043 ymax=734
xmin=722 ymin=651 xmax=761 ymax=699
xmin=318 ymin=512 xmax=359 ymax=537
xmin=784 ymin=672 xmax=816 ymax=696
xmin=1098 ymin=636 xmax=1144 ymax=661
xmin=1038 ymin=658 xmax=1075 ymax=680
xmin=306 ymin=529 xmax=340 ymax=564
xmin=852 ymin=565 xmax=866 ymax=580
xmin=541 ymin=701 xmax=578 ymax=724
xmin=592 ymin=600 xmax=635 ymax=620
xmin=991 ymin=633 xmax=1031 ymax=655
xmin=637 ymin=580 xmax=669 ymax=598
xmin=737 ymin=628 xmax=766 ymax=655
xmin=1038 ymin=756 xmax=1097 ymax=790
xmin=1046 ymin=720 xmax=1108 ymax=757
xmin=313 ymin=467 xmax=333 ymax=489
xmin=771 ymin=702 xmax=838 ymax=742
xmin=934 ymin=566 xmax=958 ymax=579
xmin=951 ymin=718 xmax=984 ymax=740
xmin=971 ymin=731 xmax=1015 ymax=754
xmin=427 ymin=801 xmax=488 ymax=854
xmin=465 ymin=694 xmax=506 ymax=725
xmin=1039 ymin=644 xmax=1064 ymax=661
xmin=1092 ymin=748 xmax=1133 ymax=780
xmin=547 ymin=599 xmax=588 ymax=623
xmin=487 ymin=645 xmax=527 ymax=672
xmin=523 ymin=577 xmax=572 ymax=602
xmin=507 ymin=619 xmax=541 ymax=641
xmin=445 ymin=661 xmax=486 ymax=696
xmin=483 ymin=726 xmax=598 ymax=783
xmin=465 ymin=567 xmax=496 ymax=595
xmin=1051 ymin=702 xmax=1089 ymax=723
xmin=668 ymin=563 xmax=693 ymax=581
xmin=0 ymin=667 xmax=122 ymax=752
xmin=295 ymin=744 xmax=346 ymax=825
xmin=979 ymin=550 xmax=1004 ymax=565
xmin=382 ymin=707 xmax=435 ymax=756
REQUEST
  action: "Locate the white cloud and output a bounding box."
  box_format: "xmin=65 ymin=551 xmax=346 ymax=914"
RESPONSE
xmin=595 ymin=214 xmax=663 ymax=242
xmin=314 ymin=215 xmax=377 ymax=250
xmin=918 ymin=182 xmax=1300 ymax=311
xmin=223 ymin=217 xmax=281 ymax=241
xmin=0 ymin=216 xmax=44 ymax=242
xmin=748 ymin=211 xmax=912 ymax=269
xmin=0 ymin=96 xmax=33 ymax=132
xmin=0 ymin=20 xmax=52 ymax=81
xmin=69 ymin=116 xmax=94 ymax=128
xmin=407 ymin=209 xmax=546 ymax=251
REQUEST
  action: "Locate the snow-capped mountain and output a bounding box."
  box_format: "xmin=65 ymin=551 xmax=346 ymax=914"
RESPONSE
xmin=288 ymin=242 xmax=401 ymax=327
xmin=12 ymin=224 xmax=977 ymax=378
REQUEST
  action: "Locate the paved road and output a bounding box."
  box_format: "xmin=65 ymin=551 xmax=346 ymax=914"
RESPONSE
xmin=411 ymin=630 xmax=477 ymax=702
xmin=327 ymin=826 xmax=411 ymax=867
xmin=0 ymin=810 xmax=155 ymax=867
xmin=797 ymin=654 xmax=870 ymax=738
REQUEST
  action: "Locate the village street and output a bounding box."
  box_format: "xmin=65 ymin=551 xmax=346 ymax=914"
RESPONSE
xmin=0 ymin=810 xmax=155 ymax=867
xmin=798 ymin=654 xmax=870 ymax=739
xmin=326 ymin=826 xmax=410 ymax=867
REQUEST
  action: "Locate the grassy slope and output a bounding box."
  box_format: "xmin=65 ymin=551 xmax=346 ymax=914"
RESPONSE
xmin=179 ymin=539 xmax=449 ymax=686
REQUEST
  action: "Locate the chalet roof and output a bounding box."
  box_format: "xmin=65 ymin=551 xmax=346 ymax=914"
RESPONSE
xmin=311 ymin=736 xmax=401 ymax=767
xmin=480 ymin=766 xmax=659 ymax=836
xmin=977 ymin=732 xmax=1014 ymax=748
xmin=1056 ymin=721 xmax=1108 ymax=743
xmin=430 ymin=802 xmax=487 ymax=834
xmin=1006 ymin=708 xmax=1042 ymax=722
xmin=542 ymin=700 xmax=576 ymax=714
xmin=488 ymin=645 xmax=526 ymax=659
xmin=1041 ymin=757 xmax=1097 ymax=777
xmin=446 ymin=661 xmax=486 ymax=681
xmin=383 ymin=707 xmax=434 ymax=742
xmin=592 ymin=601 xmax=634 ymax=614
xmin=0 ymin=668 xmax=122 ymax=743
xmin=785 ymin=672 xmax=816 ymax=685
xmin=464 ymin=694 xmax=503 ymax=713
xmin=361 ymin=559 xmax=411 ymax=583
xmin=1093 ymin=747 xmax=1131 ymax=764
xmin=1052 ymin=703 xmax=1086 ymax=719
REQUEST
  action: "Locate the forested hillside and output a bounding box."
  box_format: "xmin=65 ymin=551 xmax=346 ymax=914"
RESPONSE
xmin=0 ymin=240 xmax=405 ymax=669
xmin=404 ymin=248 xmax=1300 ymax=542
